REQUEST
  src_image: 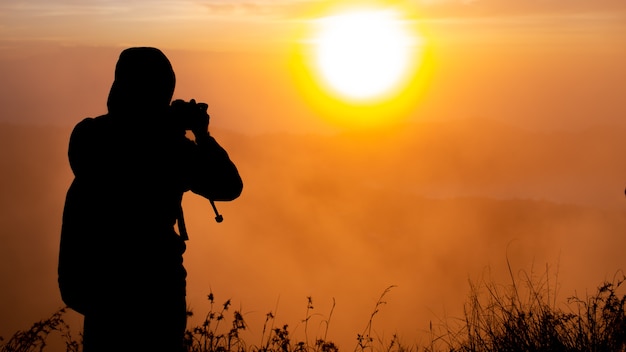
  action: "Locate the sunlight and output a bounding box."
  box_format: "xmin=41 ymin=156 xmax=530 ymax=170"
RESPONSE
xmin=312 ymin=9 xmax=418 ymax=102
xmin=290 ymin=5 xmax=431 ymax=128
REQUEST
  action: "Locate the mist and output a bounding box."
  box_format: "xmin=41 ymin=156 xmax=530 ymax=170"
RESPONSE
xmin=1 ymin=117 xmax=625 ymax=348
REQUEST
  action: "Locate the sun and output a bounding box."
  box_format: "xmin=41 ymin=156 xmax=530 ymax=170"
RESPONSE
xmin=289 ymin=5 xmax=431 ymax=128
xmin=310 ymin=9 xmax=420 ymax=102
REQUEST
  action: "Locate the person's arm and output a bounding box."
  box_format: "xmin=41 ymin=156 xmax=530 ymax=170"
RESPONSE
xmin=188 ymin=130 xmax=243 ymax=202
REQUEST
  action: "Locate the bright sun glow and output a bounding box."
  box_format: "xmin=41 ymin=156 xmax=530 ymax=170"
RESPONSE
xmin=312 ymin=9 xmax=420 ymax=102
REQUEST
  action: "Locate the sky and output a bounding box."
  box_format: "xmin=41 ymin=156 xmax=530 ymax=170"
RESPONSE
xmin=1 ymin=0 xmax=626 ymax=350
xmin=0 ymin=0 xmax=625 ymax=132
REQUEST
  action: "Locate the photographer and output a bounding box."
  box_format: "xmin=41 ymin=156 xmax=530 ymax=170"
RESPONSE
xmin=58 ymin=47 xmax=243 ymax=352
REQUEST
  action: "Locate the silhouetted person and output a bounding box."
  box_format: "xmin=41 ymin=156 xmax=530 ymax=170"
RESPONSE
xmin=58 ymin=47 xmax=243 ymax=352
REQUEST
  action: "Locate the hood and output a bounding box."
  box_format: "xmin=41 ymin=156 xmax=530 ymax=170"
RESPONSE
xmin=107 ymin=47 xmax=176 ymax=115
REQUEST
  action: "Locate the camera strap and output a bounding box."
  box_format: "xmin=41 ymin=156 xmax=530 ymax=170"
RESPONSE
xmin=177 ymin=200 xmax=223 ymax=241
xmin=177 ymin=203 xmax=189 ymax=241
xmin=210 ymin=200 xmax=224 ymax=223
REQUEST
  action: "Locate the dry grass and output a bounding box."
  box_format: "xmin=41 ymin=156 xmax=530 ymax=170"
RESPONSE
xmin=428 ymin=265 xmax=626 ymax=352
xmin=2 ymin=270 xmax=624 ymax=352
xmin=0 ymin=308 xmax=80 ymax=352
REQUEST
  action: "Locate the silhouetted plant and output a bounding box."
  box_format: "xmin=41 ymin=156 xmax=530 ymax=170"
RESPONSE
xmin=0 ymin=308 xmax=80 ymax=352
xmin=184 ymin=291 xmax=247 ymax=352
xmin=2 ymin=271 xmax=625 ymax=352
xmin=431 ymin=266 xmax=626 ymax=352
xmin=355 ymin=285 xmax=398 ymax=352
xmin=565 ymin=277 xmax=626 ymax=351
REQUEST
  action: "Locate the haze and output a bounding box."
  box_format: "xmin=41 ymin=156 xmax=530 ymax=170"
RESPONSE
xmin=1 ymin=0 xmax=625 ymax=349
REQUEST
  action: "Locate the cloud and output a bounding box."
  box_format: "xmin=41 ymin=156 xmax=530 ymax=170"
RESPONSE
xmin=417 ymin=0 xmax=476 ymax=4
xmin=0 ymin=0 xmax=127 ymax=17
xmin=0 ymin=0 xmax=292 ymax=48
xmin=197 ymin=0 xmax=321 ymax=20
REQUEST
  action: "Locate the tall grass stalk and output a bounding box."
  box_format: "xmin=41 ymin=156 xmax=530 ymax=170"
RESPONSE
xmin=355 ymin=285 xmax=397 ymax=352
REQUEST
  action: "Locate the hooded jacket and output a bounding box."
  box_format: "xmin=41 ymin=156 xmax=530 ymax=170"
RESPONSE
xmin=58 ymin=47 xmax=242 ymax=315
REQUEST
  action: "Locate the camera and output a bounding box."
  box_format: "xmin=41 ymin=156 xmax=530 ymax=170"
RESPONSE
xmin=169 ymin=99 xmax=209 ymax=131
xmin=169 ymin=99 xmax=224 ymax=226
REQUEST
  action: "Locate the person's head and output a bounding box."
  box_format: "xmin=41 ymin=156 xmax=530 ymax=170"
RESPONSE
xmin=107 ymin=47 xmax=176 ymax=115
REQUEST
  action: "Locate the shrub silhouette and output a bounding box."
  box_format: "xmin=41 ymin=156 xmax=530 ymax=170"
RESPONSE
xmin=0 ymin=308 xmax=80 ymax=352
xmin=428 ymin=268 xmax=626 ymax=352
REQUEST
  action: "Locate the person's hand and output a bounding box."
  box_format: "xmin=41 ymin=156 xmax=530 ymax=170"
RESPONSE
xmin=188 ymin=99 xmax=210 ymax=138
xmin=170 ymin=98 xmax=211 ymax=140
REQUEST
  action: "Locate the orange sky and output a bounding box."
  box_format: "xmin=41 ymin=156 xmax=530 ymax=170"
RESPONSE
xmin=0 ymin=0 xmax=625 ymax=133
xmin=1 ymin=0 xmax=626 ymax=350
